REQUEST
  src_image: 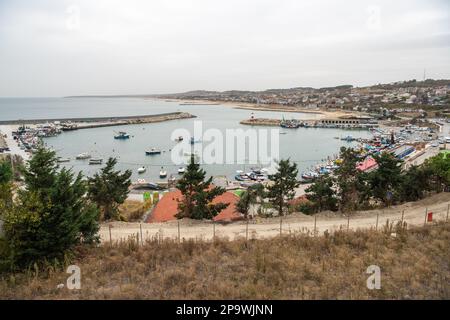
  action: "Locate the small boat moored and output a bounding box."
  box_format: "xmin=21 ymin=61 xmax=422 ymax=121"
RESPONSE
xmin=114 ymin=131 xmax=130 ymax=139
xmin=137 ymin=166 xmax=146 ymax=174
xmin=159 ymin=167 xmax=167 ymax=178
xmin=89 ymin=158 xmax=103 ymax=165
xmin=177 ymin=167 xmax=186 ymax=174
xmin=76 ymin=152 xmax=91 ymax=160
xmin=145 ymin=147 xmax=162 ymax=155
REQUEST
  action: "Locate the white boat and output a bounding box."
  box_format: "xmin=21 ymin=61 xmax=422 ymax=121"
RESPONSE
xmin=89 ymin=158 xmax=103 ymax=165
xmin=57 ymin=157 xmax=70 ymax=163
xmin=137 ymin=166 xmax=146 ymax=174
xmin=76 ymin=152 xmax=91 ymax=160
xmin=159 ymin=167 xmax=167 ymax=178
xmin=177 ymin=167 xmax=186 ymax=174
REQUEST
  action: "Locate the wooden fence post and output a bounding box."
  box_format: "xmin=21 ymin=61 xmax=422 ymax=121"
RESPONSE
xmin=280 ymin=215 xmax=282 ymax=236
xmin=446 ymin=204 xmax=449 ymax=222
xmin=424 ymin=207 xmax=428 ymax=226
xmin=375 ymin=214 xmax=379 ymax=231
xmin=139 ymin=223 xmax=143 ymax=245
xmin=213 ymin=221 xmax=216 ymax=242
xmin=109 ymin=224 xmax=112 ymax=244
xmin=177 ymin=220 xmax=181 ymax=243
xmin=401 ymin=210 xmax=405 ymax=225
xmin=314 ymin=215 xmax=317 ymax=236
xmin=347 ymin=214 xmax=350 ymax=232
xmin=246 ymin=219 xmax=249 ymax=242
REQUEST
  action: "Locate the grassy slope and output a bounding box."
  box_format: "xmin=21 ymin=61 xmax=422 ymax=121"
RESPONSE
xmin=1 ymin=223 xmax=449 ymax=299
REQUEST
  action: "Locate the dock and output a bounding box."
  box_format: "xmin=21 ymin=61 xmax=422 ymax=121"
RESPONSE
xmin=0 ymin=112 xmax=196 ymax=129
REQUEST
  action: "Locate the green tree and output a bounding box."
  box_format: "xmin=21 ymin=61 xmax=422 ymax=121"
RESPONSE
xmin=235 ymin=184 xmax=265 ymax=219
xmin=424 ymin=153 xmax=450 ymax=192
xmin=368 ymin=152 xmax=403 ymax=206
xmin=0 ymin=160 xmax=13 ymax=208
xmin=176 ymin=155 xmax=228 ymax=220
xmin=305 ymin=174 xmax=337 ymax=212
xmin=2 ymin=147 xmax=100 ymax=268
xmin=267 ymin=159 xmax=300 ymax=216
xmin=87 ymin=158 xmax=132 ymax=220
xmin=23 ymin=146 xmax=58 ymax=198
xmin=399 ymin=165 xmax=431 ymax=202
xmin=335 ymin=147 xmax=364 ymax=212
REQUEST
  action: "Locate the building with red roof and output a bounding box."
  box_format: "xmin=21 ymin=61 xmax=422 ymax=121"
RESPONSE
xmin=146 ymin=189 xmax=243 ymax=223
xmin=356 ymin=156 xmax=378 ymax=172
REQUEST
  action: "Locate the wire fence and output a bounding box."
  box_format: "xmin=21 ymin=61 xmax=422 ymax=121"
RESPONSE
xmin=102 ymin=202 xmax=450 ymax=245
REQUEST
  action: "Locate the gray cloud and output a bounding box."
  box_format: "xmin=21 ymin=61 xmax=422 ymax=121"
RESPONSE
xmin=0 ymin=0 xmax=449 ymax=97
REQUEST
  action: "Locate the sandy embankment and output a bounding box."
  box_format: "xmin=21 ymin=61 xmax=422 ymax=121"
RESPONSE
xmin=160 ymin=97 xmax=359 ymax=120
xmin=101 ymin=192 xmax=450 ymax=243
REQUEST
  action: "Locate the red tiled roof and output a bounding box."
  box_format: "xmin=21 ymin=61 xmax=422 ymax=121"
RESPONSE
xmin=356 ymin=157 xmax=378 ymax=172
xmin=146 ymin=189 xmax=242 ymax=223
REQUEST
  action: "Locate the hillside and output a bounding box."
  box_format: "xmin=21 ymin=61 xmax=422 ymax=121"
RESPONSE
xmin=1 ymin=222 xmax=449 ymax=299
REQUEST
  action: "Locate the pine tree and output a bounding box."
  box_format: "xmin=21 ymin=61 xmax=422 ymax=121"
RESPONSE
xmin=368 ymin=152 xmax=403 ymax=205
xmin=87 ymin=157 xmax=132 ymax=220
xmin=335 ymin=147 xmax=363 ymax=212
xmin=0 ymin=160 xmax=13 ymax=208
xmin=305 ymin=174 xmax=337 ymax=212
xmin=2 ymin=147 xmax=100 ymax=268
xmin=176 ymin=155 xmax=228 ymax=220
xmin=267 ymin=159 xmax=299 ymax=216
xmin=23 ymin=146 xmax=58 ymax=198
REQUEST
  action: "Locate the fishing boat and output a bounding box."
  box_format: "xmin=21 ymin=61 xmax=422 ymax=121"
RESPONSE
xmin=57 ymin=157 xmax=70 ymax=163
xmin=89 ymin=158 xmax=103 ymax=165
xmin=301 ymin=171 xmax=319 ymax=181
xmin=174 ymin=136 xmax=184 ymax=142
xmin=280 ymin=117 xmax=300 ymax=129
xmin=341 ymin=135 xmax=356 ymax=142
xmin=145 ymin=148 xmax=161 ymax=155
xmin=177 ymin=167 xmax=186 ymax=174
xmin=114 ymin=131 xmax=130 ymax=139
xmin=159 ymin=167 xmax=167 ymax=178
xmin=132 ymin=179 xmax=162 ymax=190
xmin=235 ymin=170 xmax=251 ymax=181
xmin=76 ymin=152 xmax=91 ymax=160
xmin=137 ymin=166 xmax=146 ymax=174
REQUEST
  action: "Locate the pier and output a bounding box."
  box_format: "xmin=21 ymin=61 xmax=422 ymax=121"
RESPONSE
xmin=0 ymin=112 xmax=196 ymax=129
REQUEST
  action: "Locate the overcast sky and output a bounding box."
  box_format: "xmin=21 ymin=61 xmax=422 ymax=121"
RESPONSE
xmin=0 ymin=0 xmax=449 ymax=97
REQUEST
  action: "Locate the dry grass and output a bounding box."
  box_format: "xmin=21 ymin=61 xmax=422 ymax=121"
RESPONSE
xmin=118 ymin=200 xmax=147 ymax=222
xmin=0 ymin=222 xmax=449 ymax=299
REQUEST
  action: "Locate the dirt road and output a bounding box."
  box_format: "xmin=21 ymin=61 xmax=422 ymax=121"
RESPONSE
xmin=100 ymin=193 xmax=450 ymax=242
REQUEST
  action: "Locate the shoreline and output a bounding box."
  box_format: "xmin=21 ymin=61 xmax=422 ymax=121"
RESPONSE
xmin=155 ymin=97 xmax=361 ymax=119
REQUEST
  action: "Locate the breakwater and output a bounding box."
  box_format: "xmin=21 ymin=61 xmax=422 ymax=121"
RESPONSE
xmin=0 ymin=112 xmax=196 ymax=127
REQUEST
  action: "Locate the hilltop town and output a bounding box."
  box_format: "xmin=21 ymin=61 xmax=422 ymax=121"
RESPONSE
xmin=155 ymin=79 xmax=450 ymax=118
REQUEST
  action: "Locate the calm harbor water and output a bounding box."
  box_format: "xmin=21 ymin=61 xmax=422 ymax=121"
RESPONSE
xmin=0 ymin=97 xmax=372 ymax=181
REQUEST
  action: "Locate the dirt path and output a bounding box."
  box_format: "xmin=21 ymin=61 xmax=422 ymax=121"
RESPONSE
xmin=100 ymin=193 xmax=450 ymax=242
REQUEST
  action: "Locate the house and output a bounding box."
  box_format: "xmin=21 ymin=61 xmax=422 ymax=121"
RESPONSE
xmin=146 ymin=189 xmax=242 ymax=223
